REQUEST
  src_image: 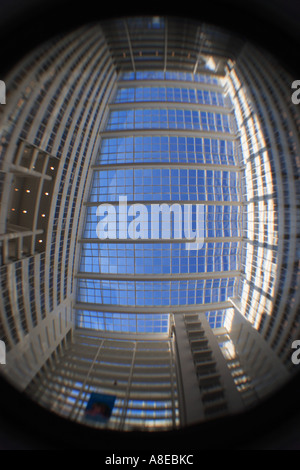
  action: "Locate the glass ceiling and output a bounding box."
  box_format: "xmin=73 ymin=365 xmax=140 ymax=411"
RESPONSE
xmin=75 ymin=70 xmax=242 ymax=334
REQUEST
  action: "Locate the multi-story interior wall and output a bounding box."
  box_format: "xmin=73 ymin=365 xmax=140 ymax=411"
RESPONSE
xmin=0 ymin=24 xmax=117 ymax=389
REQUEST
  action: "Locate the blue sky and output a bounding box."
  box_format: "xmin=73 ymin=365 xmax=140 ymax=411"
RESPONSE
xmin=76 ymin=71 xmax=240 ymax=334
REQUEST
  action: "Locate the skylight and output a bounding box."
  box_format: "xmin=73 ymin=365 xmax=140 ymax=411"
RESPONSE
xmin=75 ymin=69 xmax=242 ymax=335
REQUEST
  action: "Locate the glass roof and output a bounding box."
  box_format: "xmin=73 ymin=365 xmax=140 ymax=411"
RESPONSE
xmin=75 ymin=70 xmax=243 ymax=335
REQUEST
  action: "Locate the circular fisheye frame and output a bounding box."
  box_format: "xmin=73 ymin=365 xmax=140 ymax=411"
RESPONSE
xmin=0 ymin=12 xmax=299 ymax=447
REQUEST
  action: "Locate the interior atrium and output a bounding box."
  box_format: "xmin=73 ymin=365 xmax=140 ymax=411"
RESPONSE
xmin=0 ymin=16 xmax=299 ymax=433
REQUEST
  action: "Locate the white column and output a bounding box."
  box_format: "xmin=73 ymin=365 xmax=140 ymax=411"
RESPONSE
xmin=173 ymin=314 xmax=204 ymax=426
